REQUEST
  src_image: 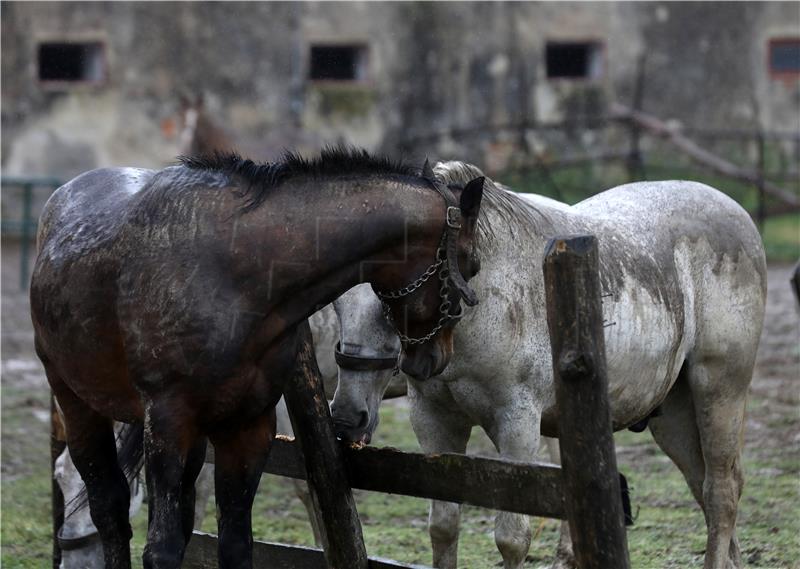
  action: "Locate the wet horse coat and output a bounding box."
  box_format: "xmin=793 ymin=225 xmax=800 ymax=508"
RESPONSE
xmin=331 ymin=162 xmax=766 ymax=569
xmin=30 ymin=149 xmax=484 ymax=569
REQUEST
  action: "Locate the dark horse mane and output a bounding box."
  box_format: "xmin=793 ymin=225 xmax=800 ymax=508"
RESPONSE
xmin=179 ymin=146 xmax=421 ymax=211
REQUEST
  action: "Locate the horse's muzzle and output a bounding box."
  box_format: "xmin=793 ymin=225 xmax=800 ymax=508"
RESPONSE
xmin=399 ymin=342 xmax=449 ymax=381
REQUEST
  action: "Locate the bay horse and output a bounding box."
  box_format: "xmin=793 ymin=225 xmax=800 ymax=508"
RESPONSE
xmin=329 ymin=161 xmax=767 ymax=569
xmin=30 ymin=147 xmax=485 ymax=569
xmin=54 ymin=289 xmax=410 ymax=569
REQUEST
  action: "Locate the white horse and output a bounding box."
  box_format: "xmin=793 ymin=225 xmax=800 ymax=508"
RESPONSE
xmin=330 ymin=161 xmax=767 ymax=569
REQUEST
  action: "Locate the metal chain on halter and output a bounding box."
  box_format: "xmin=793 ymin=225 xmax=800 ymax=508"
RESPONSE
xmin=375 ymin=255 xmax=444 ymax=300
xmin=378 ymin=248 xmax=463 ymax=346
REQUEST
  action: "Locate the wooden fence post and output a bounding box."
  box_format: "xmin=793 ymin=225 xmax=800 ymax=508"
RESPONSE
xmin=283 ymin=322 xmax=369 ymax=569
xmin=543 ymin=235 xmax=631 ymax=569
xmin=756 ymin=128 xmax=767 ymax=232
xmin=626 ymin=54 xmax=647 ymax=182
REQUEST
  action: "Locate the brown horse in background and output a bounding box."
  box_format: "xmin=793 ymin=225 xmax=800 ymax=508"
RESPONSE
xmin=31 ymin=147 xmax=485 ymax=569
xmin=176 ymin=94 xmax=235 ymax=158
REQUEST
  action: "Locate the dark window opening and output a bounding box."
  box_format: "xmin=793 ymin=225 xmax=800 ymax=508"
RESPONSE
xmin=769 ymin=39 xmax=800 ymax=76
xmin=38 ymin=42 xmax=105 ymax=82
xmin=309 ymin=45 xmax=367 ymax=81
xmin=546 ymin=42 xmax=603 ymax=79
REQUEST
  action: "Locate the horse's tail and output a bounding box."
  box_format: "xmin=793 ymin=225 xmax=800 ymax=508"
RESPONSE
xmin=66 ymin=422 xmax=145 ymax=515
xmin=117 ymin=421 xmax=145 ymax=485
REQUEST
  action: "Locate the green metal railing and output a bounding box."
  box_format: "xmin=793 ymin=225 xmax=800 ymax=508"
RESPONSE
xmin=1 ymin=176 xmax=63 ymax=290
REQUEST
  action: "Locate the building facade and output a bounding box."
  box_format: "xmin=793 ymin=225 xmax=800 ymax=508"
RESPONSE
xmin=2 ymin=1 xmax=799 ymax=181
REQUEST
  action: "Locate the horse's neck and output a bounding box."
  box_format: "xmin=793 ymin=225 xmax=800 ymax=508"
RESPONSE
xmin=479 ymin=193 xmax=559 ymax=263
xmin=242 ymin=180 xmax=438 ymax=335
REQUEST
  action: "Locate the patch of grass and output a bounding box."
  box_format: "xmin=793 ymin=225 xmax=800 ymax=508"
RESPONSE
xmin=1 ymin=465 xmax=54 ymax=569
xmin=3 ymin=399 xmax=798 ymax=568
xmin=762 ymin=214 xmax=800 ymax=263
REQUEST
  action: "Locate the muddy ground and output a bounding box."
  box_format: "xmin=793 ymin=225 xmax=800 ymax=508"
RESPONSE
xmin=2 ymin=241 xmax=798 ymax=568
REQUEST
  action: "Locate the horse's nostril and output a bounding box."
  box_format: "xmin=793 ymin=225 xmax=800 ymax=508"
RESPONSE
xmin=357 ymin=411 xmax=369 ymax=430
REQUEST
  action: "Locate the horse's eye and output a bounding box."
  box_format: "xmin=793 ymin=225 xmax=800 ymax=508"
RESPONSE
xmin=470 ymin=256 xmax=481 ymax=278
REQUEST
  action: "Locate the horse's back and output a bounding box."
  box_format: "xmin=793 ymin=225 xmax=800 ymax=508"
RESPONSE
xmin=570 ymin=181 xmax=766 ymax=421
xmin=576 ymin=181 xmax=765 ymax=266
xmin=36 ymin=167 xmax=156 ymax=258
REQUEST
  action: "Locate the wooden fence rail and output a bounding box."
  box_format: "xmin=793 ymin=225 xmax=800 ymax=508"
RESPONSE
xmin=184 ymin=439 xmax=566 ymax=568
xmin=203 ymin=437 xmax=565 ymax=518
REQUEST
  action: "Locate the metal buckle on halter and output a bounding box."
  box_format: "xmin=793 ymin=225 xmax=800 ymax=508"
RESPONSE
xmin=446 ymin=206 xmax=462 ymax=229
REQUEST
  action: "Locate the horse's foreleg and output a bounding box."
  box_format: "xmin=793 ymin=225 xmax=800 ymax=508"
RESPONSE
xmin=409 ymin=389 xmax=471 ymax=569
xmin=484 ymin=404 xmax=541 ymax=569
xmin=179 ymin=438 xmax=208 ymax=545
xmin=209 ymin=409 xmax=276 ymax=569
xmin=141 ymin=400 xmax=198 ymax=569
xmin=543 ymin=438 xmax=576 ymax=569
xmin=50 ymin=377 xmax=132 ymax=569
xmin=192 ymin=463 xmax=215 ymax=531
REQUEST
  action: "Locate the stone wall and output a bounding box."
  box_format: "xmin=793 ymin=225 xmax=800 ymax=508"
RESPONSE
xmin=2 ymin=1 xmax=797 ymax=184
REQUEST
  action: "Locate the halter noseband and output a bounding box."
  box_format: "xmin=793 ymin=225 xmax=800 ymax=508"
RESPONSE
xmin=334 ymin=341 xmax=398 ymax=371
xmin=373 ymin=164 xmax=477 ymax=346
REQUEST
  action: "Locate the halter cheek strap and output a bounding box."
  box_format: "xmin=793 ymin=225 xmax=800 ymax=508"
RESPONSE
xmin=442 ymin=204 xmax=478 ymax=307
xmin=421 ymin=160 xmax=479 ymax=307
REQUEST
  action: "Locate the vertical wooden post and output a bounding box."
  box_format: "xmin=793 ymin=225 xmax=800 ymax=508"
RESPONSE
xmin=283 ymin=322 xmax=369 ymax=569
xmin=543 ymin=235 xmax=630 ymax=569
xmin=20 ymin=182 xmax=33 ymax=291
xmin=626 ymin=54 xmax=647 ymax=182
xmin=756 ymin=129 xmax=767 ymax=232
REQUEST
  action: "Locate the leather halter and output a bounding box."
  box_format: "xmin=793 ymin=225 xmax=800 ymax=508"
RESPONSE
xmin=57 ymin=525 xmax=101 ymax=551
xmin=423 ymin=170 xmax=479 ymax=307
xmin=334 ymin=341 xmax=398 ymax=371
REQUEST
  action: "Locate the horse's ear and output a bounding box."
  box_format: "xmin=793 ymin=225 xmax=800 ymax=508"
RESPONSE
xmin=460 ymin=176 xmax=484 ymax=219
xmin=422 ymin=158 xmax=435 ymax=180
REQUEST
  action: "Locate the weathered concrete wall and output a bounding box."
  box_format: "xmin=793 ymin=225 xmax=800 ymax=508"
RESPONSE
xmin=1 ymin=1 xmax=797 ymax=185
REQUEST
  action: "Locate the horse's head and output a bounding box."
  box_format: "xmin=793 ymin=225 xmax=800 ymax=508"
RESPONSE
xmin=330 ymin=284 xmax=400 ymax=444
xmin=374 ymin=168 xmax=484 ymax=381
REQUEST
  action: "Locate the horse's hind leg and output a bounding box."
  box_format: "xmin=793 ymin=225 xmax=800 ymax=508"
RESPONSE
xmin=687 ymin=357 xmax=749 ymax=569
xmin=50 ymin=376 xmax=132 ymax=569
xmin=648 ymin=364 xmax=707 ymax=506
xmin=210 ymin=409 xmax=276 ymax=569
xmin=653 ymin=358 xmax=748 ymax=569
